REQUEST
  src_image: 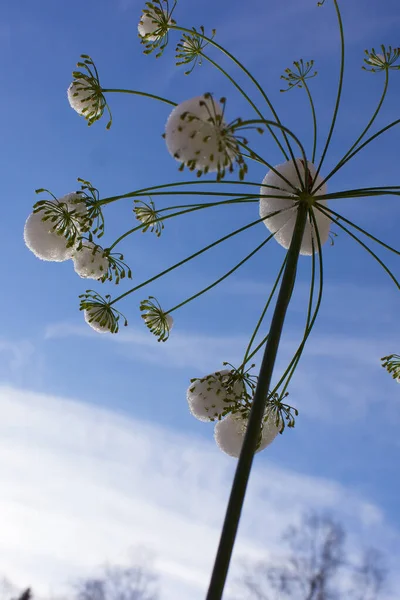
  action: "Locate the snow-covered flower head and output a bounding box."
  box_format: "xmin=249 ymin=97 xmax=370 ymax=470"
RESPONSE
xmin=140 ymin=296 xmax=173 ymax=342
xmin=259 ymin=159 xmax=331 ymax=255
xmin=187 ymin=369 xmax=246 ymax=422
xmin=138 ymin=0 xmax=176 ymax=57
xmin=165 ymin=93 xmax=246 ymax=180
xmin=24 ymin=211 xmax=75 ymax=262
xmin=134 ymin=198 xmax=164 ymax=237
xmin=73 ymin=242 xmax=109 ymax=280
xmin=214 ymin=411 xmax=281 ymax=458
xmin=68 ymin=55 xmax=111 ymax=128
xmin=24 ymin=192 xmax=87 ymax=262
xmin=80 ymin=291 xmax=127 ymax=334
xmin=363 ymin=46 xmax=400 ymax=72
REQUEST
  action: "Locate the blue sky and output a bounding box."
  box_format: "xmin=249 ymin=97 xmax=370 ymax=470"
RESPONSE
xmin=1 ymin=0 xmax=400 ymax=598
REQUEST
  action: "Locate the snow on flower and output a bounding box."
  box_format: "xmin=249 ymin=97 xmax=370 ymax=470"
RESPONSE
xmin=165 ymin=94 xmax=240 ymax=178
xmin=84 ymin=307 xmax=114 ymax=333
xmin=138 ymin=10 xmax=167 ymax=41
xmin=73 ymin=242 xmax=109 ymax=280
xmin=24 ymin=211 xmax=74 ymax=262
xmin=67 ymin=79 xmax=103 ymax=121
xmin=187 ymin=369 xmax=245 ymax=422
xmin=214 ymin=412 xmax=281 ymax=458
xmin=259 ymin=159 xmax=331 ymax=255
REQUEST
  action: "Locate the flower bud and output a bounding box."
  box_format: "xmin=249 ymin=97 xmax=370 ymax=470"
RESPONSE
xmin=259 ymin=159 xmax=331 ymax=255
xmin=73 ymin=242 xmax=109 ymax=280
xmin=214 ymin=412 xmax=280 ymax=457
xmin=187 ymin=369 xmax=245 ymax=422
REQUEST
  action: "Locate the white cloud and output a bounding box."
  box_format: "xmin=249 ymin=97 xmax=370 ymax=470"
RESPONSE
xmin=0 ymin=386 xmax=399 ymax=599
xmin=44 ymin=322 xmax=247 ymax=371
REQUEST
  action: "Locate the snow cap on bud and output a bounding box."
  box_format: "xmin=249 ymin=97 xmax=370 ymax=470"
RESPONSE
xmin=80 ymin=291 xmax=127 ymax=334
xmin=68 ymin=79 xmax=102 ymax=119
xmin=140 ymin=296 xmax=173 ymax=342
xmin=24 ymin=211 xmax=74 ymax=262
xmin=165 ymin=94 xmax=242 ymax=179
xmin=214 ymin=412 xmax=281 ymax=458
xmin=259 ymin=159 xmax=331 ymax=255
xmin=73 ymin=242 xmax=109 ymax=280
xmin=187 ymin=369 xmax=245 ymax=422
xmin=138 ymin=10 xmax=168 ymax=41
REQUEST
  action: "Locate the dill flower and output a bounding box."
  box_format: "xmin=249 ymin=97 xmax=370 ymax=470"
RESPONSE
xmin=73 ymin=242 xmax=109 ymax=280
xmin=259 ymin=159 xmax=331 ymax=255
xmin=164 ymin=94 xmax=244 ymax=179
xmin=214 ymin=412 xmax=281 ymax=458
xmin=187 ymin=369 xmax=245 ymax=422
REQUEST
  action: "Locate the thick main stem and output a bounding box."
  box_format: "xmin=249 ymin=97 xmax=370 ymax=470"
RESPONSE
xmin=205 ymin=204 xmax=308 ymax=600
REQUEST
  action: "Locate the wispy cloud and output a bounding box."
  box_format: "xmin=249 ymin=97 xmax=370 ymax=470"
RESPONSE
xmin=44 ymin=322 xmax=248 ymax=371
xmin=0 ymin=386 xmax=399 ymax=599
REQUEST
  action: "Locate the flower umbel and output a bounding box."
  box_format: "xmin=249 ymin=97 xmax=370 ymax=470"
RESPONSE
xmin=138 ymin=0 xmax=177 ymax=58
xmin=264 ymin=392 xmax=299 ymax=433
xmin=259 ymin=159 xmax=331 ymax=255
xmin=29 ymin=190 xmax=88 ymax=252
xmin=68 ymin=55 xmax=112 ymax=128
xmin=363 ymin=46 xmax=400 ymax=72
xmin=134 ymin=198 xmax=164 ymax=237
xmin=280 ymin=59 xmax=317 ymax=92
xmin=73 ymin=242 xmax=109 ymax=280
xmin=140 ymin=296 xmax=173 ymax=341
xmin=80 ymin=291 xmax=127 ymax=333
xmin=164 ymin=93 xmax=248 ymax=180
xmin=176 ymin=26 xmax=216 ymax=75
xmin=214 ymin=411 xmax=281 ymax=458
xmin=187 ymin=368 xmax=246 ymax=422
xmin=76 ymin=178 xmax=105 ymax=238
xmin=381 ymin=354 xmax=400 ymax=382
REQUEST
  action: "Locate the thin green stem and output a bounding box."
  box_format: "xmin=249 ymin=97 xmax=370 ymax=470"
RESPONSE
xmin=303 ymin=80 xmax=318 ymax=163
xmin=322 ymin=205 xmax=400 ymax=255
xmin=171 ymin=25 xmax=294 ymax=157
xmin=335 ymin=68 xmax=389 ymax=167
xmin=316 ymin=205 xmax=400 ymax=289
xmin=200 ymin=52 xmax=290 ymax=161
xmin=108 ymin=196 xmax=259 ymax=250
xmin=101 ymin=88 xmax=177 ymax=106
xmin=314 ymin=118 xmax=400 ymax=193
xmin=98 ymin=179 xmax=276 ymax=207
xmin=241 ymin=257 xmax=288 ymax=366
xmin=314 ymin=0 xmax=345 ymax=182
xmin=109 ymin=214 xmax=284 ymax=306
xmin=274 ymin=210 xmax=324 ymax=397
xmin=166 ymin=235 xmax=273 ymax=314
xmin=206 ymin=204 xmax=308 ymax=600
xmin=236 ymin=119 xmax=308 ymax=189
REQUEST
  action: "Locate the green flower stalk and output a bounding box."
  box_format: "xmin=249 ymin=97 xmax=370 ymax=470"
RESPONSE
xmin=24 ymin=0 xmax=400 ymax=598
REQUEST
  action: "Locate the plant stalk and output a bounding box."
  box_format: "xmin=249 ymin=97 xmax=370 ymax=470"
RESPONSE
xmin=205 ymin=203 xmax=308 ymax=600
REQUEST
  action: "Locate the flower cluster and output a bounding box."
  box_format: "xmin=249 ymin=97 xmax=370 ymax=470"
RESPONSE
xmin=186 ymin=364 xmax=296 ymax=458
xmin=140 ymin=296 xmax=173 ymax=341
xmin=68 ymin=55 xmax=112 ymax=128
xmin=138 ymin=0 xmax=177 ymax=58
xmin=134 ymin=199 xmax=164 ymax=237
xmin=381 ymin=354 xmax=400 ymax=383
xmin=363 ymin=46 xmax=400 ymax=72
xmin=259 ymin=159 xmax=331 ymax=255
xmin=24 ymin=183 xmax=132 ymax=333
xmin=164 ymin=93 xmax=247 ymax=180
xmin=176 ymin=26 xmax=216 ymax=75
xmin=280 ymin=59 xmax=317 ymax=92
xmin=80 ymin=291 xmax=127 ymax=334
